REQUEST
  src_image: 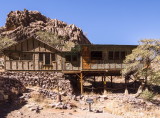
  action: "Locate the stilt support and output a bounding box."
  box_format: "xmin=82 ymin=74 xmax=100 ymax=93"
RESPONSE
xmin=80 ymin=72 xmax=83 ymax=94
xmin=111 ymin=76 xmax=113 ymax=88
xmin=93 ymin=76 xmax=96 ymax=87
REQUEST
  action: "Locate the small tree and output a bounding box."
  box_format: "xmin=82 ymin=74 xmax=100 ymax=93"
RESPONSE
xmin=36 ymin=31 xmax=76 ymax=51
xmin=122 ymin=39 xmax=160 ymax=93
xmin=0 ymin=37 xmax=16 ymax=52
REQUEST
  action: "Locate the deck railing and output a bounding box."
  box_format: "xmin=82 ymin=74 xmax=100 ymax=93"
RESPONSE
xmin=64 ymin=60 xmax=126 ymax=71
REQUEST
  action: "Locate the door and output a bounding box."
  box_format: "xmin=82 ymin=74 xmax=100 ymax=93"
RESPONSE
xmin=82 ymin=46 xmax=90 ymax=69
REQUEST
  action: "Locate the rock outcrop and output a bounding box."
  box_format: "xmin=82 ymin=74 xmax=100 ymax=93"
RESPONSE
xmin=0 ymin=9 xmax=90 ymax=45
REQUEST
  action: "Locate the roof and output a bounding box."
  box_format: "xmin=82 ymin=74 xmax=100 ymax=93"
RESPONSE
xmin=80 ymin=44 xmax=137 ymax=47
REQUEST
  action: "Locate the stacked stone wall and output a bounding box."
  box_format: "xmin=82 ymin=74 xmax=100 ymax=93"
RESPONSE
xmin=0 ymin=72 xmax=73 ymax=101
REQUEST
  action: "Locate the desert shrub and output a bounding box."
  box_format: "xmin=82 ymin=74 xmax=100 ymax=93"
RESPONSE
xmin=0 ymin=37 xmax=16 ymax=51
xmin=31 ymin=92 xmax=45 ymax=103
xmin=140 ymin=89 xmax=155 ymax=101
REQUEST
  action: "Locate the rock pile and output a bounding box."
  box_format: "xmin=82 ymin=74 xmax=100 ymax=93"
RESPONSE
xmin=0 ymin=72 xmax=73 ymax=94
xmin=26 ymin=103 xmax=43 ymax=113
xmin=0 ymin=72 xmax=73 ymax=102
xmin=0 ymin=76 xmax=25 ymax=101
xmin=50 ymin=102 xmax=73 ymax=109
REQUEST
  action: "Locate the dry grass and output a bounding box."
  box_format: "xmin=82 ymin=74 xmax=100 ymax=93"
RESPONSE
xmin=103 ymin=99 xmax=160 ymax=118
xmin=30 ymin=91 xmax=45 ymax=103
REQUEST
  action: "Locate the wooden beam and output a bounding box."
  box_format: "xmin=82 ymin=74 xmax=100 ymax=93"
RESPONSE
xmin=80 ymin=72 xmax=83 ymax=94
xmin=27 ymin=39 xmax=28 ymax=51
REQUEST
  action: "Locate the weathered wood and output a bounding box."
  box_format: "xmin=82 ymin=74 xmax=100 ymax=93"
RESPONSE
xmin=18 ymin=61 xmax=23 ymax=70
xmin=6 ymin=61 xmax=10 ymax=70
xmin=12 ymin=61 xmax=17 ymax=70
xmin=34 ymin=39 xmax=39 ymax=52
xmin=22 ymin=41 xmax=27 ymax=51
xmin=28 ymin=38 xmax=33 ymax=51
xmin=80 ymin=72 xmax=83 ymax=94
xmin=34 ymin=54 xmax=39 ymax=70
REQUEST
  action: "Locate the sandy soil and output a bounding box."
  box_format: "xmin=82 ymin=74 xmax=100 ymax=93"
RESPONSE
xmin=0 ymin=103 xmax=122 ymax=118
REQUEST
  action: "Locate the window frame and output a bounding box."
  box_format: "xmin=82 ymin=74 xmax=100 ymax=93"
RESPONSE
xmin=91 ymin=51 xmax=103 ymax=60
xmin=20 ymin=53 xmax=33 ymax=60
xmin=108 ymin=51 xmax=114 ymax=60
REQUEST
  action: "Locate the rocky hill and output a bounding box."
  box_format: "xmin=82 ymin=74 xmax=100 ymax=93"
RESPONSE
xmin=0 ymin=9 xmax=90 ymax=48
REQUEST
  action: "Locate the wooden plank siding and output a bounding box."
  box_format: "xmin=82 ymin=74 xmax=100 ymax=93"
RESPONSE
xmin=80 ymin=45 xmax=136 ymax=71
xmin=3 ymin=38 xmax=137 ymax=72
xmin=3 ymin=38 xmax=60 ymax=71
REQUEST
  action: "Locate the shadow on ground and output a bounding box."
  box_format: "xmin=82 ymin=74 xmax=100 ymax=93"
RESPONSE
xmin=0 ymin=89 xmax=32 ymax=118
xmin=0 ymin=100 xmax=27 ymax=118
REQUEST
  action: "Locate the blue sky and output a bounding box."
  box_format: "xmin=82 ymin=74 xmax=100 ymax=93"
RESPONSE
xmin=1 ymin=0 xmax=160 ymax=45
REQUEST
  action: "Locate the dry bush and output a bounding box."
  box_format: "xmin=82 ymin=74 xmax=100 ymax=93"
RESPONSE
xmin=30 ymin=92 xmax=45 ymax=103
xmin=140 ymin=89 xmax=155 ymax=101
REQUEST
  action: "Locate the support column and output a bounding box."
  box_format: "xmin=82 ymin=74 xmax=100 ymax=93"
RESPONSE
xmin=102 ymin=76 xmax=104 ymax=82
xmin=103 ymin=75 xmax=107 ymax=95
xmin=93 ymin=76 xmax=96 ymax=87
xmin=80 ymin=72 xmax=83 ymax=94
xmin=111 ymin=76 xmax=113 ymax=88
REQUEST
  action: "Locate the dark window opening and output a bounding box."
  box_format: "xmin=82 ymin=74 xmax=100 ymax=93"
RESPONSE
xmin=115 ymin=51 xmax=120 ymax=60
xmin=21 ymin=53 xmax=33 ymax=60
xmin=52 ymin=54 xmax=56 ymax=61
xmin=65 ymin=55 xmax=71 ymax=62
xmin=72 ymin=55 xmax=78 ymax=61
xmin=108 ymin=51 xmax=114 ymax=60
xmin=121 ymin=51 xmax=126 ymax=60
xmin=45 ymin=53 xmax=51 ymax=65
xmin=91 ymin=51 xmax=103 ymax=60
xmin=9 ymin=53 xmax=19 ymax=60
xmin=39 ymin=53 xmax=43 ymax=61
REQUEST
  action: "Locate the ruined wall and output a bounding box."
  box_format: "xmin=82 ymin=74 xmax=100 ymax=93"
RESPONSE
xmin=0 ymin=72 xmax=73 ymax=102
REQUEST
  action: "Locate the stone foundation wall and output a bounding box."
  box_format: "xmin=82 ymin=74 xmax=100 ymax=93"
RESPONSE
xmin=0 ymin=72 xmax=73 ymax=101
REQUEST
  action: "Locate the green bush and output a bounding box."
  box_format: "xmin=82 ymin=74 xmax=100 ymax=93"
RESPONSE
xmin=140 ymin=89 xmax=155 ymax=101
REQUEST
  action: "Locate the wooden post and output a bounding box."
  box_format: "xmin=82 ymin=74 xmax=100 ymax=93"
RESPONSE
xmin=111 ymin=76 xmax=113 ymax=88
xmin=104 ymin=76 xmax=107 ymax=95
xmin=93 ymin=76 xmax=96 ymax=87
xmin=102 ymin=76 xmax=104 ymax=82
xmin=80 ymin=72 xmax=83 ymax=94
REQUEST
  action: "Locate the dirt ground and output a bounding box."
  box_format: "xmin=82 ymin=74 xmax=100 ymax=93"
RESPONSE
xmin=1 ymin=81 xmax=160 ymax=118
xmin=0 ymin=103 xmax=123 ymax=118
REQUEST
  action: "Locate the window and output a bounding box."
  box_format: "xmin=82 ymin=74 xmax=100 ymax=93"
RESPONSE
xmin=45 ymin=53 xmax=51 ymax=65
xmin=108 ymin=51 xmax=114 ymax=60
xmin=115 ymin=51 xmax=120 ymax=60
xmin=91 ymin=51 xmax=102 ymax=60
xmin=21 ymin=53 xmax=33 ymax=60
xmin=9 ymin=53 xmax=19 ymax=60
xmin=108 ymin=51 xmax=126 ymax=60
xmin=72 ymin=55 xmax=77 ymax=61
xmin=52 ymin=54 xmax=56 ymax=61
xmin=65 ymin=55 xmax=71 ymax=62
xmin=39 ymin=53 xmax=43 ymax=61
xmin=121 ymin=51 xmax=126 ymax=60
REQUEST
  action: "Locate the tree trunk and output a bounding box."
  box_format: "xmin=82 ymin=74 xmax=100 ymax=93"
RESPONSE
xmin=135 ymin=82 xmax=145 ymax=98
